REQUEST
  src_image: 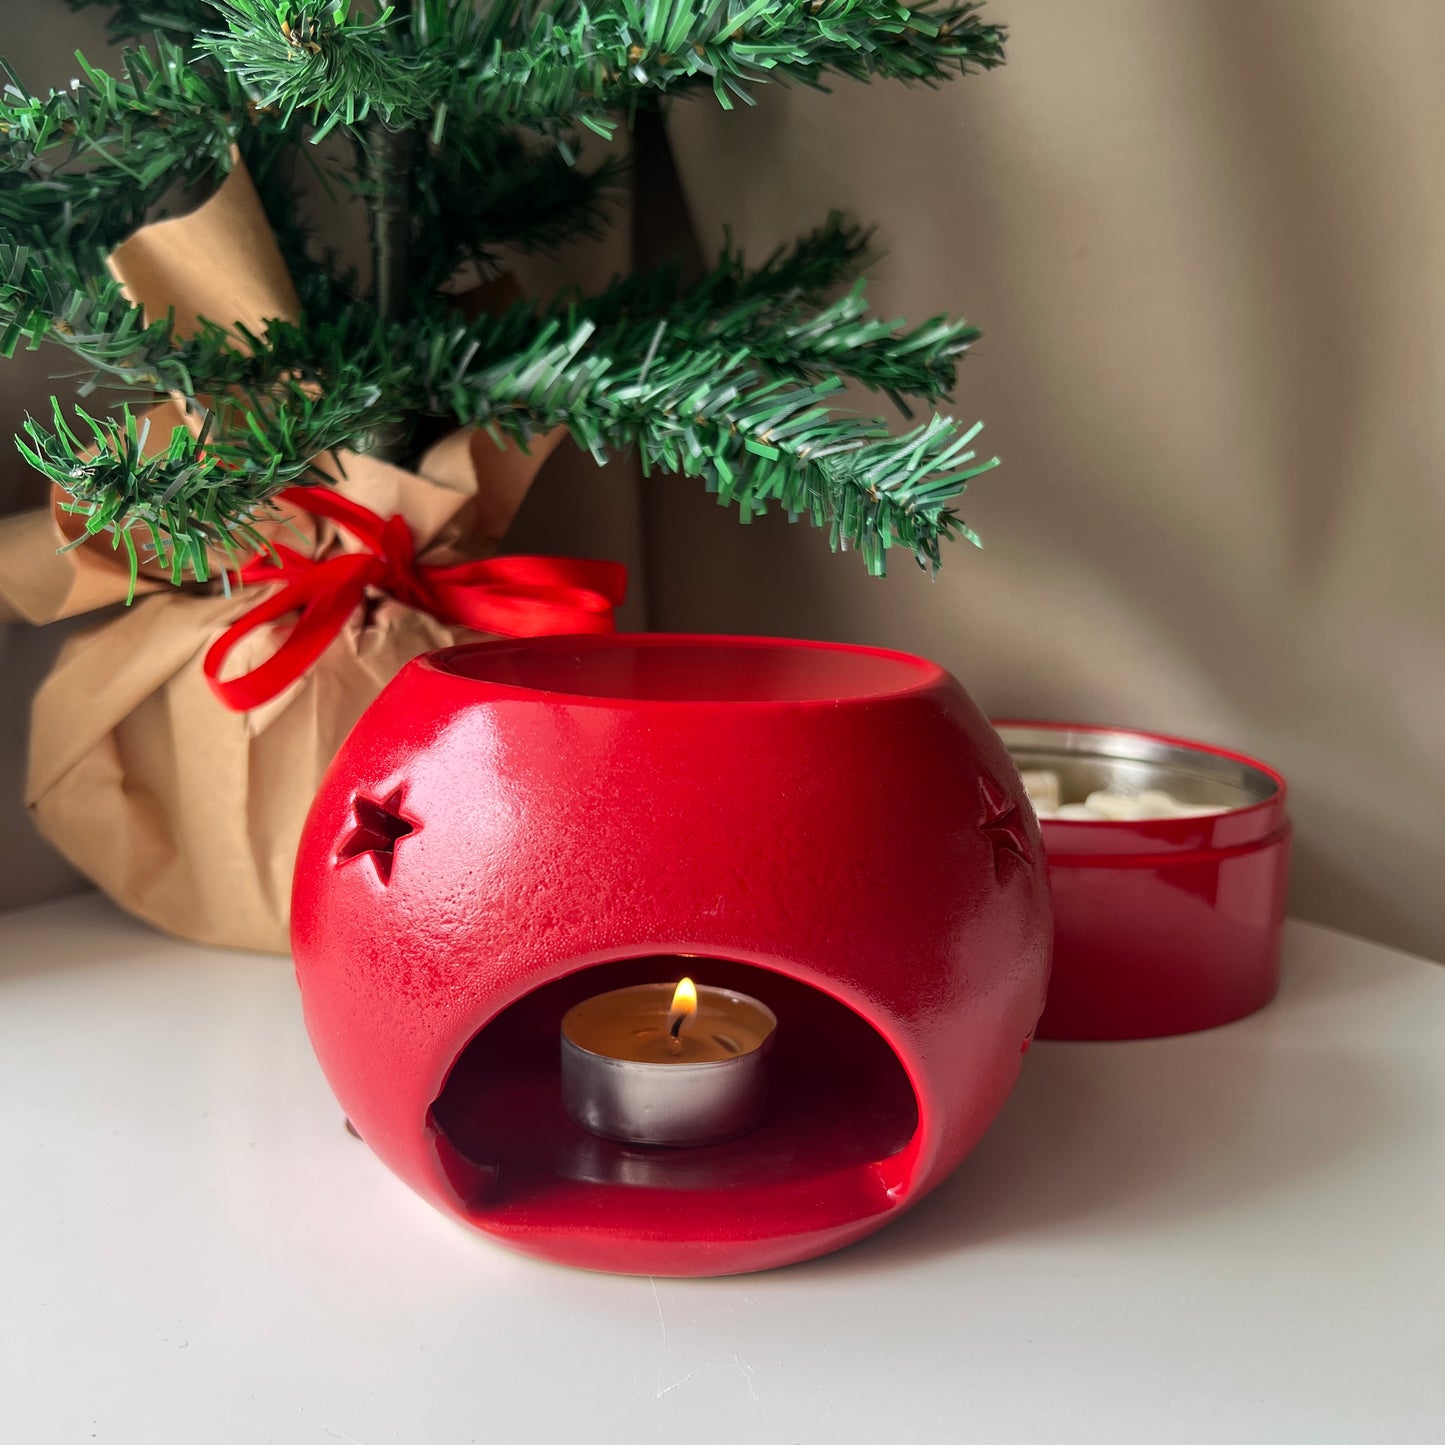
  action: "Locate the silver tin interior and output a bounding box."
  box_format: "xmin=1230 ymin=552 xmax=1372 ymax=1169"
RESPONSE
xmin=996 ymin=724 xmax=1280 ymax=813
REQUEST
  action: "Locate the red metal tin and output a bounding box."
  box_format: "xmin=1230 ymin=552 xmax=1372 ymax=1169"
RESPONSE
xmin=292 ymin=636 xmax=1052 ymax=1276
xmin=996 ymin=721 xmax=1291 ymax=1041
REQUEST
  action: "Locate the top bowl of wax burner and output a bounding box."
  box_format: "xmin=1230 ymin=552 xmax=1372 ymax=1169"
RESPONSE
xmin=995 ymin=722 xmax=1291 ymax=1040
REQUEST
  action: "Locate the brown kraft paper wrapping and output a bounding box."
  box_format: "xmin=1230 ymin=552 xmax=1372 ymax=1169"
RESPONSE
xmin=0 ymin=156 xmax=566 ymax=952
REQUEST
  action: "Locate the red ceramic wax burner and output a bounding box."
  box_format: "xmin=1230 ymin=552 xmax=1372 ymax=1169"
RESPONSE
xmin=995 ymin=722 xmax=1291 ymax=1041
xmin=291 ymin=635 xmax=1052 ymax=1276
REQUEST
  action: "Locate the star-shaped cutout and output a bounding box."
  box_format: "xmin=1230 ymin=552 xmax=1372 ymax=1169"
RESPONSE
xmin=980 ymin=775 xmax=1030 ymax=879
xmin=336 ymin=786 xmax=417 ymax=885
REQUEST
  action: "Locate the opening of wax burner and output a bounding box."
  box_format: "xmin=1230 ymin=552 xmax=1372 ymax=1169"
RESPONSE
xmin=560 ymin=972 xmax=778 ymax=1148
xmin=426 ymin=956 xmax=921 ymax=1235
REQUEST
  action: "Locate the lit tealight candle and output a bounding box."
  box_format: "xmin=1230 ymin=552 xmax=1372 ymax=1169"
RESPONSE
xmin=560 ymin=976 xmax=777 ymax=1147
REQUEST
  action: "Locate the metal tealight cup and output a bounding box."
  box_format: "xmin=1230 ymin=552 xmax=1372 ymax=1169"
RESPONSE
xmin=560 ymin=984 xmax=776 ymax=1148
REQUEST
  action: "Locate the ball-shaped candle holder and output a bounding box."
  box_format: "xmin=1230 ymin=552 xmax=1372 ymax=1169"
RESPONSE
xmin=291 ymin=635 xmax=1052 ymax=1276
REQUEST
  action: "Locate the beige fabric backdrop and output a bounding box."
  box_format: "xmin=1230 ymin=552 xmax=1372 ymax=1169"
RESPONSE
xmin=2 ymin=2 xmax=1441 ymax=958
xmin=657 ymin=0 xmax=1445 ymax=960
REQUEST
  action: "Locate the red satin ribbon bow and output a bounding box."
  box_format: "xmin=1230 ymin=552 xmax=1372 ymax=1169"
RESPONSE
xmin=203 ymin=486 xmax=626 ymax=711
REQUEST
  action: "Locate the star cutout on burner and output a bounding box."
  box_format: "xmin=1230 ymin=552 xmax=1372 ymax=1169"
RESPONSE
xmin=336 ymin=786 xmax=417 ymax=884
xmin=980 ymin=774 xmax=1030 ymax=879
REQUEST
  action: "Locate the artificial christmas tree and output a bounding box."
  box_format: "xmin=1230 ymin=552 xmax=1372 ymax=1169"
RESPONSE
xmin=1 ymin=0 xmax=1005 ymax=578
xmin=0 ymin=1 xmax=1008 ymax=948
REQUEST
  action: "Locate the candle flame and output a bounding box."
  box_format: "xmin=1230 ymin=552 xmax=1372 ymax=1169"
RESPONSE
xmin=670 ymin=976 xmax=698 ymax=1020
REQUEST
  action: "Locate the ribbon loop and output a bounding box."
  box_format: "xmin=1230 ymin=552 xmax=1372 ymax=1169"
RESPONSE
xmin=203 ymin=487 xmax=625 ymax=712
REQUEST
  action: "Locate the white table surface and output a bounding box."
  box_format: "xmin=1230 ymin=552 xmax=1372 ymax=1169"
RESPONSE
xmin=1 ymin=895 xmax=1441 ymax=1444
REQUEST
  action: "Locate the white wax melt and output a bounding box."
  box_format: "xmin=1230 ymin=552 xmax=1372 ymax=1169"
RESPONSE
xmin=1020 ymin=769 xmax=1061 ymax=813
xmin=1021 ymin=771 xmax=1228 ymax=823
xmin=1056 ymin=789 xmax=1228 ymax=821
xmin=1085 ymin=789 xmax=1178 ymax=820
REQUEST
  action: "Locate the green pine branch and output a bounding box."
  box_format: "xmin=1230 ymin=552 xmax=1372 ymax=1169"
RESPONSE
xmin=576 ymin=212 xmax=874 ymax=325
xmin=199 ymin=1 xmax=1006 ymax=144
xmin=18 ymin=385 xmax=387 ymax=585
xmin=0 ymin=40 xmax=241 ymax=251
xmin=0 ymin=239 xmax=402 ymax=439
xmin=0 ymin=31 xmax=337 ymax=314
xmin=201 ymin=1 xmax=438 ymax=143
xmin=568 ymin=219 xmax=976 ymax=406
xmin=401 ymin=129 xmax=625 ymax=298
xmin=452 ymin=0 xmax=1008 ymax=137
xmin=6 ymin=218 xmax=990 ymax=574
xmin=425 ymin=316 xmax=990 ymax=574
xmin=5 ymin=211 xmax=975 ymax=418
